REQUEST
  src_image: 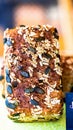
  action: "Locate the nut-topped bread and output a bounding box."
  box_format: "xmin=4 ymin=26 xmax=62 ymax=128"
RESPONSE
xmin=4 ymin=25 xmax=63 ymax=122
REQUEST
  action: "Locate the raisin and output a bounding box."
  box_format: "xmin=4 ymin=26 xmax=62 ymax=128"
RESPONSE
xmin=20 ymin=71 xmax=30 ymax=78
xmin=30 ymin=99 xmax=39 ymax=106
xmin=12 ymin=81 xmax=18 ymax=87
xmin=7 ymin=85 xmax=13 ymax=94
xmin=56 ymin=53 xmax=60 ymax=59
xmin=38 ymin=79 xmax=43 ymax=83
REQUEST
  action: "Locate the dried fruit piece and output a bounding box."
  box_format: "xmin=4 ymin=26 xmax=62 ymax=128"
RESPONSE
xmin=12 ymin=81 xmax=18 ymax=87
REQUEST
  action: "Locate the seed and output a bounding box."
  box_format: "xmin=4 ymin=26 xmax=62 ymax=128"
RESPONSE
xmin=12 ymin=113 xmax=20 ymax=117
xmin=5 ymin=68 xmax=10 ymax=75
xmin=6 ymin=74 xmax=11 ymax=83
xmin=56 ymin=53 xmax=60 ymax=59
xmin=12 ymin=81 xmax=18 ymax=87
xmin=28 ymin=46 xmax=36 ymax=53
xmin=53 ymin=29 xmax=59 ymax=39
xmin=20 ymin=25 xmax=25 ymax=27
xmin=20 ymin=71 xmax=30 ymax=78
xmin=4 ymin=38 xmax=13 ymax=46
xmin=18 ymin=65 xmax=23 ymax=70
xmin=34 ymin=86 xmax=45 ymax=94
xmin=5 ymin=98 xmax=17 ymax=109
xmin=7 ymin=85 xmax=13 ymax=94
xmin=42 ymin=53 xmax=52 ymax=59
xmin=30 ymin=99 xmax=39 ymax=106
xmin=0 ymin=75 xmax=4 ymax=80
xmin=35 ymin=37 xmax=45 ymax=42
xmin=45 ymin=66 xmax=51 ymax=75
xmin=3 ymin=38 xmax=7 ymax=44
xmin=24 ymin=88 xmax=34 ymax=93
xmin=38 ymin=79 xmax=43 ymax=83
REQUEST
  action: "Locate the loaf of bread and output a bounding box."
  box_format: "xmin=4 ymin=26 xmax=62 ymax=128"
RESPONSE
xmin=4 ymin=25 xmax=63 ymax=122
xmin=61 ymin=56 xmax=73 ymax=95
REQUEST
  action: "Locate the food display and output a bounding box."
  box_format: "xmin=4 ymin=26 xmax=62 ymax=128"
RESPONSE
xmin=4 ymin=25 xmax=63 ymax=122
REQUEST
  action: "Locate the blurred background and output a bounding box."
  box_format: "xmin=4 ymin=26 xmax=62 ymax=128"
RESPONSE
xmin=0 ymin=0 xmax=73 ymax=56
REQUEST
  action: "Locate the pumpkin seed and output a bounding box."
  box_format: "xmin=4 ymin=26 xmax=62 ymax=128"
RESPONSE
xmin=5 ymin=98 xmax=18 ymax=109
xmin=20 ymin=71 xmax=30 ymax=78
xmin=34 ymin=86 xmax=45 ymax=94
xmin=28 ymin=46 xmax=36 ymax=53
xmin=6 ymin=74 xmax=11 ymax=83
xmin=4 ymin=38 xmax=13 ymax=46
xmin=30 ymin=99 xmax=39 ymax=106
xmin=7 ymin=85 xmax=13 ymax=94
xmin=24 ymin=88 xmax=34 ymax=93
xmin=0 ymin=75 xmax=4 ymax=80
xmin=42 ymin=53 xmax=52 ymax=59
xmin=45 ymin=66 xmax=51 ymax=75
